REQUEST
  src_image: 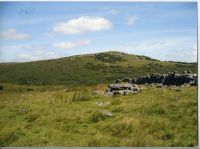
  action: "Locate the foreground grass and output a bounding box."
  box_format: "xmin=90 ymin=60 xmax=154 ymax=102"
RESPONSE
xmin=0 ymin=84 xmax=197 ymax=147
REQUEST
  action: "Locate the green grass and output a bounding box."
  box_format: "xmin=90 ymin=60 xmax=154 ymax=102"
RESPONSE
xmin=0 ymin=83 xmax=197 ymax=147
xmin=0 ymin=51 xmax=197 ymax=85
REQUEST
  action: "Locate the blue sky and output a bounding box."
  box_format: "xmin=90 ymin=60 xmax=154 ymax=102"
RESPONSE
xmin=0 ymin=2 xmax=197 ymax=62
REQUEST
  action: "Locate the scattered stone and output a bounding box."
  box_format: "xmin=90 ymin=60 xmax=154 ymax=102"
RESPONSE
xmin=20 ymin=108 xmax=28 ymax=113
xmin=93 ymin=90 xmax=103 ymax=96
xmin=140 ymin=87 xmax=144 ymax=90
xmin=100 ymin=110 xmax=112 ymax=117
xmin=119 ymin=90 xmax=125 ymax=95
xmin=124 ymin=90 xmax=134 ymax=95
xmin=96 ymin=101 xmax=110 ymax=107
xmin=156 ymin=84 xmax=163 ymax=88
xmin=113 ymin=91 xmax=122 ymax=95
xmin=105 ymin=91 xmax=113 ymax=96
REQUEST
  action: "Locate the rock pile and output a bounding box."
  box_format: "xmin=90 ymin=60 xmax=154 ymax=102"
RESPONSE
xmin=105 ymin=83 xmax=141 ymax=96
xmin=115 ymin=71 xmax=197 ymax=86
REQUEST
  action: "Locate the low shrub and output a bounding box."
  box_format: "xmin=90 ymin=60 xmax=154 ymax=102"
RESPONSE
xmin=27 ymin=88 xmax=33 ymax=91
xmin=25 ymin=113 xmax=39 ymax=122
xmin=91 ymin=110 xmax=107 ymax=122
xmin=121 ymin=134 xmax=156 ymax=146
xmin=108 ymin=118 xmax=137 ymax=137
xmin=111 ymin=99 xmax=122 ymax=105
xmin=0 ymin=128 xmax=24 ymax=146
xmin=112 ymin=106 xmax=124 ymax=112
xmin=87 ymin=134 xmax=116 ymax=147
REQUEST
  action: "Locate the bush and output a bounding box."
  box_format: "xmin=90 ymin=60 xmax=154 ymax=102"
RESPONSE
xmin=27 ymin=88 xmax=33 ymax=91
xmin=95 ymin=53 xmax=124 ymax=63
xmin=91 ymin=110 xmax=107 ymax=122
xmin=25 ymin=113 xmax=39 ymax=122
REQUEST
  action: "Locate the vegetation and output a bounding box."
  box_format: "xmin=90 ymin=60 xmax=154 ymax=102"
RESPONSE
xmin=0 ymin=51 xmax=197 ymax=85
xmin=0 ymin=51 xmax=197 ymax=146
xmin=0 ymin=83 xmax=197 ymax=146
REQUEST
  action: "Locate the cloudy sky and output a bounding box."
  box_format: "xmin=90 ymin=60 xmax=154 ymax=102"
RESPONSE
xmin=0 ymin=2 xmax=197 ymax=62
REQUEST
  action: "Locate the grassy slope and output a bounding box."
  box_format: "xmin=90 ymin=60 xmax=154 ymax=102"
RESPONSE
xmin=0 ymin=51 xmax=197 ymax=147
xmin=0 ymin=84 xmax=197 ymax=147
xmin=0 ymin=51 xmax=197 ymax=85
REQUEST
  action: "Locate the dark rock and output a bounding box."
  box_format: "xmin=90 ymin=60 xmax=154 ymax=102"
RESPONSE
xmin=156 ymin=84 xmax=163 ymax=88
xmin=114 ymin=79 xmax=121 ymax=83
xmin=105 ymin=83 xmax=141 ymax=96
xmin=122 ymin=77 xmax=131 ymax=83
xmin=118 ymin=71 xmax=197 ymax=86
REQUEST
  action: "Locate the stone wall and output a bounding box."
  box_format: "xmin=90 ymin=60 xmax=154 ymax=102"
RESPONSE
xmin=115 ymin=71 xmax=197 ymax=86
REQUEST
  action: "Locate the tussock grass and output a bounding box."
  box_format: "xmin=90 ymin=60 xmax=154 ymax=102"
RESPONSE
xmin=107 ymin=118 xmax=138 ymax=137
xmin=0 ymin=84 xmax=197 ymax=146
xmin=87 ymin=134 xmax=110 ymax=146
xmin=52 ymin=88 xmax=92 ymax=104
xmin=71 ymin=88 xmax=92 ymax=102
xmin=91 ymin=110 xmax=108 ymax=122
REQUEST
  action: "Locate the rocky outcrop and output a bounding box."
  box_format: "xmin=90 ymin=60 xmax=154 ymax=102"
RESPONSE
xmin=105 ymin=83 xmax=141 ymax=96
xmin=115 ymin=71 xmax=197 ymax=86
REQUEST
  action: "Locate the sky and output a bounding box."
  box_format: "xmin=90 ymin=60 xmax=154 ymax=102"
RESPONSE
xmin=0 ymin=2 xmax=197 ymax=62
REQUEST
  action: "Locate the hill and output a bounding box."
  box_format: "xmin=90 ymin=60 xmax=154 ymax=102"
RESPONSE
xmin=0 ymin=51 xmax=197 ymax=85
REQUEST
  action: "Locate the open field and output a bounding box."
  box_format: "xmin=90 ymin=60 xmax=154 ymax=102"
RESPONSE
xmin=0 ymin=83 xmax=197 ymax=147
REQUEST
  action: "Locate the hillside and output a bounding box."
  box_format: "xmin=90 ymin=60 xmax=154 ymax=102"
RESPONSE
xmin=0 ymin=51 xmax=197 ymax=85
xmin=0 ymin=51 xmax=197 ymax=147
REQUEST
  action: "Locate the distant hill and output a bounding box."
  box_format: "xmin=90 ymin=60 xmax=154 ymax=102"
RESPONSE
xmin=0 ymin=51 xmax=197 ymax=85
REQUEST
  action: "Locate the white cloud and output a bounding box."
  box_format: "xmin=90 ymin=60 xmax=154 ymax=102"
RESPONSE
xmin=53 ymin=16 xmax=112 ymax=35
xmin=127 ymin=16 xmax=138 ymax=26
xmin=124 ymin=40 xmax=171 ymax=52
xmin=44 ymin=32 xmax=54 ymax=38
xmin=53 ymin=40 xmax=91 ymax=49
xmin=118 ymin=37 xmax=197 ymax=62
xmin=21 ymin=45 xmax=44 ymax=51
xmin=108 ymin=9 xmax=121 ymax=15
xmin=166 ymin=46 xmax=197 ymax=62
xmin=2 ymin=45 xmax=59 ymax=62
xmin=18 ymin=53 xmax=31 ymax=59
xmin=17 ymin=51 xmax=59 ymax=62
xmin=0 ymin=28 xmax=30 ymax=40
